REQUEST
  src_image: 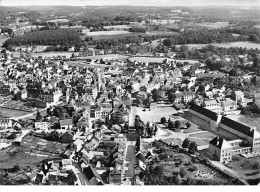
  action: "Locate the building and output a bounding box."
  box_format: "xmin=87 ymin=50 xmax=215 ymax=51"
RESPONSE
xmin=60 ymin=131 xmax=74 ymax=143
xmin=209 ymin=137 xmax=252 ymax=163
xmin=186 ymin=104 xmax=260 ymax=161
xmin=39 ymin=89 xmax=62 ymax=104
xmin=60 ymin=119 xmax=73 ymax=130
xmin=202 ymin=99 xmax=221 ymax=114
xmin=0 ymin=118 xmax=14 ymax=129
xmin=35 ymin=122 xmax=50 ymax=131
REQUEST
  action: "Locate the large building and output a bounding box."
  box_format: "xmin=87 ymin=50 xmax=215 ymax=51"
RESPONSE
xmin=185 ymin=104 xmax=260 ymax=162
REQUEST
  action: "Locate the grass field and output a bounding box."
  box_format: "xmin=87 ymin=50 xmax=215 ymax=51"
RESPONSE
xmin=0 ymin=147 xmax=45 ymax=169
xmin=129 ymin=57 xmax=199 ymax=64
xmin=0 ymin=108 xmax=31 ymax=118
xmin=182 ymin=41 xmax=260 ymax=50
xmin=197 ymin=22 xmax=230 ymax=29
xmin=189 ymin=132 xmax=216 ymax=140
xmin=81 ymin=31 xmax=139 ymax=40
xmin=31 ymin=52 xmax=79 ymax=58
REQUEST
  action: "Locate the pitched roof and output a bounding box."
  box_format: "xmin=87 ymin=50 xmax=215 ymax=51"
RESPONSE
xmin=188 ymin=104 xmax=218 ymax=121
xmin=209 ymin=137 xmax=232 ymax=149
xmin=220 ymin=116 xmax=256 ymax=138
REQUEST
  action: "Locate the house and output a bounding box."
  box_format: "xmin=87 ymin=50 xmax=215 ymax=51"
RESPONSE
xmin=39 ymin=89 xmax=62 ymax=104
xmin=253 ymin=92 xmax=260 ymax=108
xmin=221 ymin=98 xmax=237 ymax=113
xmin=208 ymin=137 xmax=233 ymax=163
xmin=203 ymin=99 xmax=221 ymax=114
xmin=35 ymin=122 xmax=50 ymax=131
xmin=0 ymin=118 xmax=14 ymax=129
xmin=82 ymin=165 xmax=104 ymax=185
xmin=60 ymin=130 xmax=74 ymax=143
xmin=109 ymin=169 xmax=122 ymax=185
xmin=209 ymin=137 xmax=252 ymax=163
xmin=60 ymin=119 xmax=73 ymax=130
xmin=231 ymin=90 xmax=244 ymax=103
xmin=149 ymin=102 xmax=157 ymax=111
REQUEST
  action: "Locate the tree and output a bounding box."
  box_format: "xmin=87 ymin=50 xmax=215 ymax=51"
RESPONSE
xmin=151 ymin=89 xmax=160 ymax=102
xmin=174 ymin=174 xmax=182 ymax=185
xmin=66 ymin=170 xmax=77 ymax=185
xmin=13 ymin=165 xmax=20 ymax=172
xmin=168 ymin=92 xmax=175 ymax=103
xmin=153 ymin=165 xmax=164 ymax=178
xmin=180 ymin=167 xmax=188 ymax=177
xmin=186 ymin=121 xmax=191 ymax=128
xmin=174 ymin=120 xmax=181 ymax=128
xmin=36 ymin=110 xmax=42 ymax=121
xmin=168 ymin=121 xmax=174 ymax=129
xmin=188 ymin=141 xmax=198 ymax=154
xmin=249 ymin=34 xmax=260 ymax=42
xmin=161 ymin=117 xmax=166 ymax=124
xmin=182 ymin=138 xmax=191 ymax=149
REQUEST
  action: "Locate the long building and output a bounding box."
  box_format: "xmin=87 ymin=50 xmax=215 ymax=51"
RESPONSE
xmin=185 ymin=104 xmax=260 ymax=162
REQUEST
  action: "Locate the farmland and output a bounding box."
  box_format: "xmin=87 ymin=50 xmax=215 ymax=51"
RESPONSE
xmin=197 ymin=22 xmax=230 ymax=29
xmin=129 ymin=57 xmax=199 ymax=64
xmin=181 ymin=41 xmax=260 ymax=50
xmin=81 ymin=31 xmax=138 ymax=40
xmin=31 ymin=52 xmax=80 ymax=58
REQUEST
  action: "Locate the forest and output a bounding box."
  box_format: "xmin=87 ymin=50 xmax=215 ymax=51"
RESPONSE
xmin=3 ymin=29 xmax=81 ymax=48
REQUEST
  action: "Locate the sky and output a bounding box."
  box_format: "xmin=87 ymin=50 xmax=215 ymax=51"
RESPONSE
xmin=1 ymin=0 xmax=260 ymax=7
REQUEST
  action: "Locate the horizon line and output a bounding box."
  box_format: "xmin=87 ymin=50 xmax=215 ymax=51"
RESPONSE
xmin=1 ymin=4 xmax=260 ymax=8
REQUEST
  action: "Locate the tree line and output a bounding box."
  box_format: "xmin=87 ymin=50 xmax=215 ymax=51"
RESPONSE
xmin=3 ymin=29 xmax=81 ymax=48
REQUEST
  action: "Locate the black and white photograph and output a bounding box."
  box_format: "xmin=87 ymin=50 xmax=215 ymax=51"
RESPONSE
xmin=0 ymin=0 xmax=260 ymax=187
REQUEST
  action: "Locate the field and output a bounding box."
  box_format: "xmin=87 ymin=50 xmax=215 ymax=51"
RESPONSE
xmin=0 ymin=108 xmax=31 ymax=118
xmin=146 ymin=31 xmax=180 ymax=36
xmin=0 ymin=147 xmax=46 ymax=169
xmin=31 ymin=52 xmax=79 ymax=58
xmin=129 ymin=57 xmax=199 ymax=64
xmin=135 ymin=106 xmax=178 ymax=123
xmin=182 ymin=41 xmax=260 ymax=50
xmin=197 ymin=22 xmax=230 ymax=29
xmin=81 ymin=31 xmax=138 ymax=40
xmin=47 ymin=19 xmax=69 ymax=23
xmin=103 ymin=25 xmax=130 ymax=29
xmin=189 ymin=132 xmax=216 ymax=140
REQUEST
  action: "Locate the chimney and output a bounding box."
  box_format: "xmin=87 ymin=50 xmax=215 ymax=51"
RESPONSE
xmin=217 ymin=114 xmax=222 ymax=125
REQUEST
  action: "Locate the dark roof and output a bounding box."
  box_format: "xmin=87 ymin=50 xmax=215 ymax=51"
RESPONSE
xmin=209 ymin=137 xmax=225 ymax=149
xmin=220 ymin=116 xmax=254 ymax=138
xmin=82 ymin=165 xmax=102 ymax=184
xmin=188 ymin=104 xmax=218 ymax=121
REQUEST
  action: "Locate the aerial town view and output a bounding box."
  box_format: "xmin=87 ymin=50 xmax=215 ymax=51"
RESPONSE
xmin=0 ymin=0 xmax=260 ymax=186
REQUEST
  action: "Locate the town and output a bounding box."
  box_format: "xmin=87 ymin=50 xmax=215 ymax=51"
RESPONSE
xmin=0 ymin=2 xmax=260 ymax=186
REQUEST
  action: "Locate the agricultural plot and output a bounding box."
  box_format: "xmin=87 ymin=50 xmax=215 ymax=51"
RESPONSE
xmin=31 ymin=52 xmax=79 ymax=58
xmin=197 ymin=22 xmax=230 ymax=29
xmin=129 ymin=57 xmax=199 ymax=64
